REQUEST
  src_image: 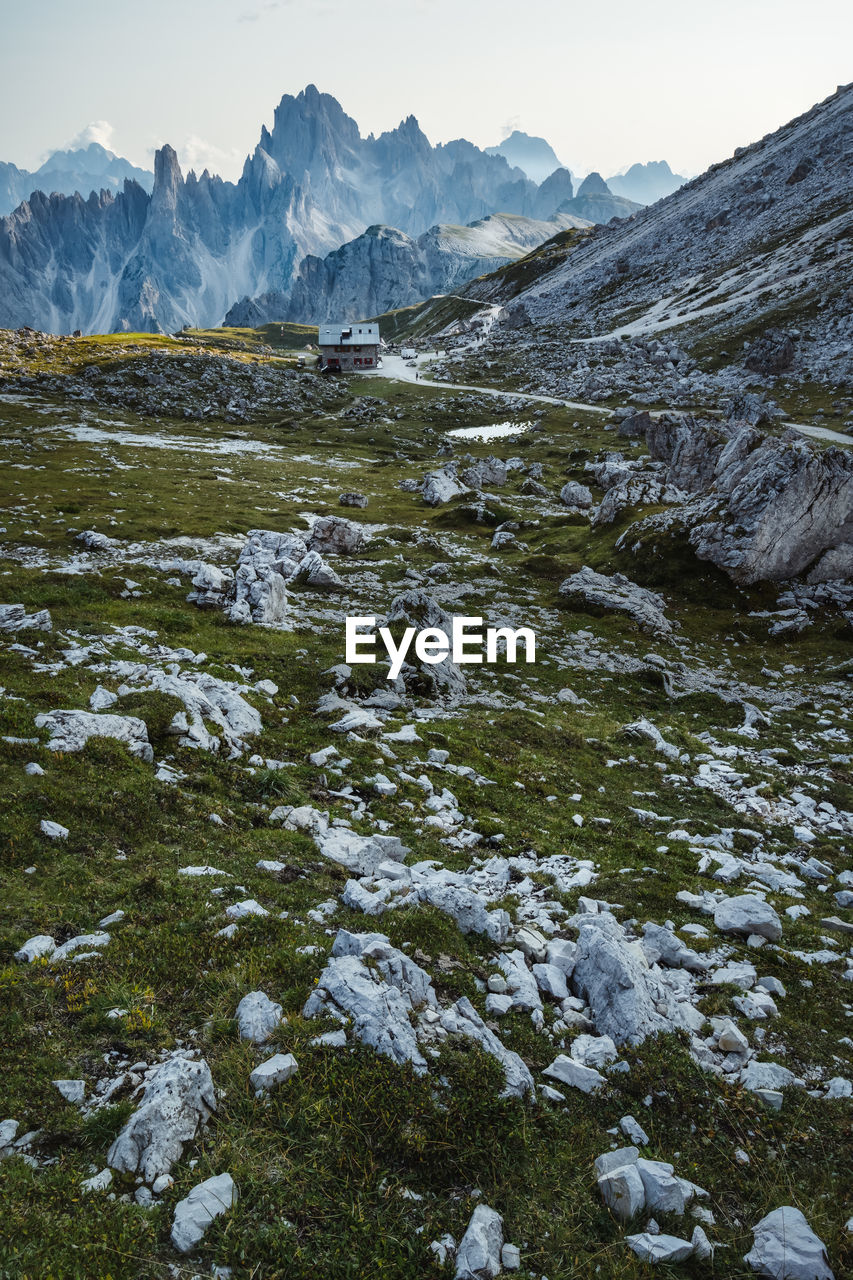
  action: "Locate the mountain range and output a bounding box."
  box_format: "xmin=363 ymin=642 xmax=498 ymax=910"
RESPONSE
xmin=0 ymin=141 xmax=153 ymax=217
xmin=225 ymin=212 xmax=591 ymax=327
xmin=0 ymin=90 xmax=661 ymax=335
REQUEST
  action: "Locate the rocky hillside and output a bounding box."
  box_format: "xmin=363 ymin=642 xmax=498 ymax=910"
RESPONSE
xmin=476 ymin=83 xmax=853 ymax=374
xmin=227 ymin=213 xmax=590 ymax=327
xmin=1 ymin=324 xmax=851 ymax=1278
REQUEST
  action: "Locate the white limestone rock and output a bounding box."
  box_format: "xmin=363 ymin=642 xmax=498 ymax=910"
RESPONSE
xmin=620 ymin=1114 xmax=650 ymax=1144
xmin=741 ymin=1060 xmax=802 ymax=1094
xmin=440 ymin=997 xmax=534 ymax=1099
xmin=53 ymin=1079 xmax=85 ymax=1104
xmin=0 ymin=603 xmax=51 ymax=633
xmin=571 ymin=914 xmax=702 ymax=1046
xmin=543 ymin=1054 xmax=606 ymax=1093
xmin=225 ymin=899 xmax=269 ymax=921
xmin=249 ymin=1053 xmax=298 ymax=1094
xmin=599 ymin=1165 xmax=646 ymax=1222
xmin=35 ymin=709 xmax=153 ymax=763
xmin=50 ymin=931 xmax=111 ymax=963
xmin=571 ymin=1033 xmax=618 ymax=1070
xmin=170 ymin=1172 xmax=237 ymax=1254
xmin=304 ymin=931 xmax=436 ymax=1075
xmin=744 ymin=1206 xmax=833 ymax=1279
xmin=559 ymin=567 xmax=672 ymax=636
xmin=626 ymin=1232 xmax=694 ymax=1264
xmin=14 ymin=934 xmax=56 ymax=962
xmin=39 ymin=820 xmax=69 ymax=841
xmin=714 ymin=895 xmax=782 ymax=942
xmin=81 ymin=1168 xmax=113 ymax=1193
xmin=636 ymin=1157 xmax=685 ymax=1215
xmin=559 ymin=481 xmax=593 ymax=509
xmin=235 ymin=992 xmax=283 ymax=1044
xmin=308 ymin=514 xmax=364 ymax=555
xmin=107 ymin=1054 xmax=216 ymax=1183
xmin=454 ymin=1204 xmax=504 ymax=1280
xmin=417 ymin=883 xmax=510 ymax=943
xmin=421 ymin=467 xmax=470 ymax=507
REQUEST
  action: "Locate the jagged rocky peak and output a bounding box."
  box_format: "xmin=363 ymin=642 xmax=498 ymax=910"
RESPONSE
xmin=373 ymin=114 xmax=433 ymax=166
xmin=534 ymin=167 xmax=574 ymax=216
xmin=606 ymin=159 xmax=686 ymax=205
xmin=265 ymin=84 xmax=362 ymax=173
xmin=485 ymin=130 xmax=564 ymax=184
xmin=153 ymin=145 xmax=182 ymax=193
xmin=576 ymin=171 xmax=612 ymax=197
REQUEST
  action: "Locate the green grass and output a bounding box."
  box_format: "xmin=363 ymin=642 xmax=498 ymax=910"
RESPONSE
xmin=0 ymin=330 xmax=851 ymax=1278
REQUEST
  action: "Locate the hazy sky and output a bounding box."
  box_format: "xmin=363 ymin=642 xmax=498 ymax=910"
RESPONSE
xmin=1 ymin=0 xmax=850 ymax=181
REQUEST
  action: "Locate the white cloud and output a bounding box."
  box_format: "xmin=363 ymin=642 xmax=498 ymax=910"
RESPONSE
xmin=179 ymin=135 xmax=245 ymax=181
xmin=63 ymin=120 xmax=115 ymax=152
xmin=500 ymin=115 xmax=522 ymax=141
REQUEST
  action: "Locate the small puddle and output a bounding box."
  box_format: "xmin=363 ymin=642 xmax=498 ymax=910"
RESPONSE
xmin=446 ymin=419 xmax=534 ymax=441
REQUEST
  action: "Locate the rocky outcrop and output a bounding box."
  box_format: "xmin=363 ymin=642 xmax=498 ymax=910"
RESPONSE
xmin=107 ymin=1054 xmax=216 ymax=1183
xmin=35 ymin=709 xmax=153 ymax=762
xmin=191 ymin=526 xmax=354 ymax=629
xmin=559 ymin=566 xmax=672 ymax=635
xmin=642 ymin=416 xmax=853 ymax=584
xmin=557 ymin=172 xmax=642 ymax=224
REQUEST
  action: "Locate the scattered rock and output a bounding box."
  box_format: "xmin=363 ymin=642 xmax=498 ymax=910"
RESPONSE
xmin=170 ymin=1172 xmax=237 ymax=1254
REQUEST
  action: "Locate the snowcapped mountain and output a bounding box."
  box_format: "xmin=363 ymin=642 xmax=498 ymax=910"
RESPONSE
xmin=226 ymin=212 xmax=591 ymax=326
xmin=0 ymin=142 xmax=153 ymax=216
xmin=0 ymin=87 xmax=646 ymax=336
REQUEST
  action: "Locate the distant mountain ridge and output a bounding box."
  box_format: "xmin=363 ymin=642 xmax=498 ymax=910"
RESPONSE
xmin=0 ymin=86 xmax=638 ymax=334
xmin=226 ymin=212 xmax=591 ymax=326
xmin=0 ymin=142 xmax=153 ymax=216
xmin=485 ymin=130 xmax=565 ymax=184
xmin=605 ymin=160 xmax=686 ymax=205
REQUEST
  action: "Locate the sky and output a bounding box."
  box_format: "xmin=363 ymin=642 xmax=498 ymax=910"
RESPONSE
xmin=1 ymin=0 xmax=850 ymax=182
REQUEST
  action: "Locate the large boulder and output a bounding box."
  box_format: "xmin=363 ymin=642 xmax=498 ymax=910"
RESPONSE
xmin=744 ymin=1206 xmax=833 ymax=1279
xmin=571 ymin=914 xmax=702 ymax=1045
xmin=421 ymin=467 xmax=470 ymax=506
xmin=744 ymin=329 xmax=796 ymax=375
xmin=35 ymin=709 xmax=153 ymax=763
xmin=714 ymin=895 xmax=782 ymax=942
xmin=386 ymin=589 xmax=467 ymax=701
xmin=454 ymin=1204 xmax=504 ymax=1279
xmin=559 ymin=566 xmax=672 ymax=636
xmin=107 ymin=1054 xmax=216 ymax=1183
xmin=304 ymin=931 xmax=437 ymax=1074
xmin=643 ymin=416 xmax=853 ymax=584
xmin=308 ymin=515 xmax=364 ymax=555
